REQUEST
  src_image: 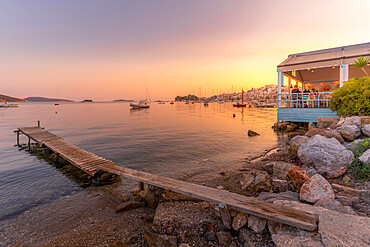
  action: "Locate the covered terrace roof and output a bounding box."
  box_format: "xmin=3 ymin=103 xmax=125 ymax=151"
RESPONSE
xmin=278 ymin=42 xmax=370 ymax=73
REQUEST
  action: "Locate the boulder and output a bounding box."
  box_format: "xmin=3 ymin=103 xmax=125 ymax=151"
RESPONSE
xmin=289 ymin=136 xmax=309 ymax=156
xmin=360 ymin=116 xmax=370 ymax=126
xmin=241 ymin=171 xmax=272 ymax=192
xmin=337 ymin=130 xmax=355 ymax=142
xmin=138 ymin=189 xmax=159 ymax=208
xmin=215 ymin=231 xmax=232 ymax=246
xmin=268 ymin=221 xmax=324 ymax=247
xmin=362 ymin=124 xmax=370 ymax=137
xmin=300 ymin=174 xmax=334 ymax=203
xmin=286 ymin=166 xmax=310 ymax=192
xmin=338 ymin=116 xmax=362 ymax=128
xmin=359 ymin=149 xmax=370 ymax=163
xmin=298 ymin=135 xmax=354 ymax=178
xmin=301 ymin=165 xmax=318 ymax=177
xmin=271 ymin=179 xmax=289 ymax=192
xmin=314 ymin=197 xmax=356 ymax=215
xmin=271 ymin=162 xmax=295 ymax=180
xmin=115 ymin=201 xmax=145 ymax=212
xmin=257 ymin=191 xmax=299 ymax=203
xmin=317 ymin=117 xmax=339 ymax=129
xmin=261 ymin=163 xmax=273 ymax=174
xmin=319 ymin=210 xmax=370 ymax=247
xmin=287 ymin=131 xmax=304 ymax=139
xmin=337 ymin=116 xmax=362 ymax=139
xmin=248 ymin=130 xmax=260 ymax=136
xmin=308 ymin=122 xmax=317 ymax=130
xmin=247 ymin=215 xmax=267 ymax=234
xmin=232 ymin=212 xmax=248 ymax=230
xmin=305 ymin=128 xmax=344 ymax=143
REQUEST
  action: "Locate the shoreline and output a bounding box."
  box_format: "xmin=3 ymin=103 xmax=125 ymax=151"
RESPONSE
xmin=0 ymin=143 xmax=284 ymax=247
xmin=1 ymin=128 xmax=369 ymax=246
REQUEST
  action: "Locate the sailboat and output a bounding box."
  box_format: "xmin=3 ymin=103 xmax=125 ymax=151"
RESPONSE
xmin=0 ymin=102 xmax=19 ymax=108
xmin=233 ymin=88 xmax=247 ymax=107
xmin=130 ymin=88 xmax=151 ymax=109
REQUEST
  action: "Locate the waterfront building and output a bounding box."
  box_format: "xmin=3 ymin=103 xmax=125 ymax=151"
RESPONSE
xmin=277 ymin=42 xmax=370 ymax=122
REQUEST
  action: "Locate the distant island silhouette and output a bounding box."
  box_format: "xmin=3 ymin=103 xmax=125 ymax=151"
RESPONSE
xmin=24 ymin=97 xmax=74 ymax=102
xmin=113 ymin=99 xmax=134 ymax=102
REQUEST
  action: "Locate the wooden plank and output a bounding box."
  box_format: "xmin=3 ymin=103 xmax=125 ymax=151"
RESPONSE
xmin=96 ymin=164 xmax=317 ymax=231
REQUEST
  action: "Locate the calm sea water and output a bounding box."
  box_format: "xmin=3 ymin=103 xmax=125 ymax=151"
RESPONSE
xmin=0 ymin=102 xmax=282 ymax=220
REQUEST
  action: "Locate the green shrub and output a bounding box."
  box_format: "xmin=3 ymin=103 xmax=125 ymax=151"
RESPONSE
xmin=347 ymin=138 xmax=370 ymax=181
xmin=329 ymin=76 xmax=370 ymax=116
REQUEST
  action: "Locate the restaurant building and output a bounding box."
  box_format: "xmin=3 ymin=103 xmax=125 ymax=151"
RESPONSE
xmin=277 ymin=42 xmax=370 ymax=122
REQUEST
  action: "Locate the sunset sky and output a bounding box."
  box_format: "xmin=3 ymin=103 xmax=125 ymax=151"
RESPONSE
xmin=1 ymin=0 xmax=370 ymax=101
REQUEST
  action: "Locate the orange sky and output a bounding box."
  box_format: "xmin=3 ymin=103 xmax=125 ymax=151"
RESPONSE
xmin=1 ymin=0 xmax=369 ymax=101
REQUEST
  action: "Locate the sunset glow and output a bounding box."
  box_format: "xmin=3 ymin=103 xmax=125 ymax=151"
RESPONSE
xmin=1 ymin=0 xmax=369 ymax=100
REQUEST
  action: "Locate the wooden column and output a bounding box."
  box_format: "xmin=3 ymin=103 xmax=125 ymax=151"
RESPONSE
xmin=16 ymin=131 xmax=20 ymax=146
xmin=28 ymin=138 xmax=31 ymax=151
xmin=139 ymin=182 xmax=145 ymax=190
xmin=38 ymin=121 xmax=41 ymax=128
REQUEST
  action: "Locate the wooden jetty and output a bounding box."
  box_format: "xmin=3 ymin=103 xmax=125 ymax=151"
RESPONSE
xmin=16 ymin=125 xmax=317 ymax=231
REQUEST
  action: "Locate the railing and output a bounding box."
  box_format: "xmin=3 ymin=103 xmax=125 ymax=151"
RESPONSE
xmin=278 ymin=92 xmax=332 ymax=108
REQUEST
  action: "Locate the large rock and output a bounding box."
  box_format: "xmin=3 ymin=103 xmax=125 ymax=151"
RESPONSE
xmin=268 ymin=221 xmax=324 ymax=247
xmin=305 ymin=128 xmax=344 ymax=143
xmin=232 ymin=212 xmax=248 ymax=230
xmin=362 ymin=124 xmax=370 ymax=137
xmin=138 ymin=189 xmax=160 ymax=208
xmin=271 ymin=162 xmax=295 ymax=180
xmin=300 ymin=174 xmax=334 ymax=203
xmin=360 ymin=116 xmax=370 ymax=126
xmin=247 ymin=215 xmax=267 ymax=233
xmin=337 ymin=130 xmax=355 ymax=142
xmin=308 ymin=122 xmax=317 ymax=130
xmin=317 ymin=117 xmax=339 ymax=129
xmin=319 ymin=210 xmax=370 ymax=247
xmin=240 ymin=170 xmax=271 ymax=192
xmin=314 ymin=197 xmax=356 ymax=215
xmin=301 ymin=165 xmax=318 ymax=177
xmin=298 ymin=135 xmax=354 ymax=178
xmin=337 ymin=116 xmax=362 ymax=139
xmin=271 ymin=179 xmax=289 ymax=192
xmin=257 ymin=191 xmax=299 ymax=202
xmin=289 ymin=136 xmax=309 ymax=156
xmin=286 ymin=166 xmax=310 ymax=192
xmin=359 ymin=149 xmax=370 ymax=163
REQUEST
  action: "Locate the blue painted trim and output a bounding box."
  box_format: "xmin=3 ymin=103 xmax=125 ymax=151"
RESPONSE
xmin=277 ymin=108 xmax=338 ymax=122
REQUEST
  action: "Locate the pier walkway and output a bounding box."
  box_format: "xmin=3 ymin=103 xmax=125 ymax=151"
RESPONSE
xmin=16 ymin=126 xmax=317 ymax=231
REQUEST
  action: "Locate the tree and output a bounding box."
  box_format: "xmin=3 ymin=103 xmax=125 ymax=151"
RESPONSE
xmin=353 ymin=56 xmax=369 ymax=77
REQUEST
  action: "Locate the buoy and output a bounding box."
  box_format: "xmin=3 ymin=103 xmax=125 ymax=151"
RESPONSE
xmin=233 ymin=114 xmax=236 ymax=118
xmin=55 ymin=111 xmax=58 ymax=114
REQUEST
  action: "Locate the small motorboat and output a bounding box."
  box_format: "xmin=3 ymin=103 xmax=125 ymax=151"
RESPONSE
xmin=170 ymin=102 xmax=174 ymax=104
xmin=204 ymin=102 xmax=209 ymax=106
xmin=130 ymin=101 xmax=150 ymax=109
xmin=55 ymin=103 xmax=60 ymax=106
xmin=233 ymin=102 xmax=247 ymax=108
xmin=158 ymin=102 xmax=165 ymax=104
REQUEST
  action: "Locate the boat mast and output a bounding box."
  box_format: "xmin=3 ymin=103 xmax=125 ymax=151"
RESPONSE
xmin=242 ymin=88 xmax=244 ymax=104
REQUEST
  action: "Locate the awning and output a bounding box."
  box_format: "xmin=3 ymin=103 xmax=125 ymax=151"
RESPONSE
xmin=278 ymin=42 xmax=370 ymax=72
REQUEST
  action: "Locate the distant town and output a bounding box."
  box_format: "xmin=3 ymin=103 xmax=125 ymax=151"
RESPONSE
xmin=175 ymin=84 xmax=289 ymax=106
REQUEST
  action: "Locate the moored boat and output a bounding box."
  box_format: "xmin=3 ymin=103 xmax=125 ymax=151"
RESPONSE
xmin=0 ymin=102 xmax=19 ymax=108
xmin=233 ymin=89 xmax=247 ymax=108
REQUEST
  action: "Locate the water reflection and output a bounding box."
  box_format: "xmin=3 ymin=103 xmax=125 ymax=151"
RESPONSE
xmin=0 ymin=102 xmax=281 ymax=220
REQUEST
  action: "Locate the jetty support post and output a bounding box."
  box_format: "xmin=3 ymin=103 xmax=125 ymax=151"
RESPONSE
xmin=14 ymin=130 xmax=20 ymax=146
xmin=139 ymin=181 xmax=145 ymax=191
xmin=38 ymin=121 xmax=41 ymax=128
xmin=217 ymin=202 xmax=231 ymax=229
xmin=28 ymin=137 xmax=31 ymax=151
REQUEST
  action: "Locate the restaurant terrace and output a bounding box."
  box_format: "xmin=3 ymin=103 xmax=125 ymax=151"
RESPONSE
xmin=277 ymin=42 xmax=370 ymax=122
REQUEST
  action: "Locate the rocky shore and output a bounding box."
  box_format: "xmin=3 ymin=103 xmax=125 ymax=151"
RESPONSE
xmin=1 ymin=116 xmax=369 ymax=247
